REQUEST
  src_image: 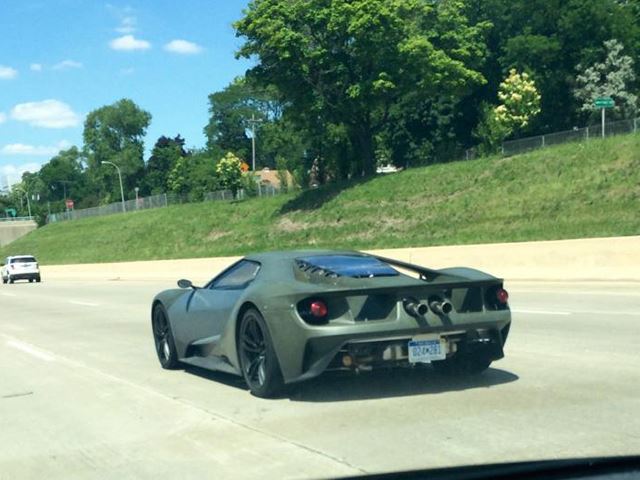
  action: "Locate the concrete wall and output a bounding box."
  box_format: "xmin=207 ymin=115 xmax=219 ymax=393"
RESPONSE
xmin=0 ymin=220 xmax=37 ymax=247
xmin=41 ymin=235 xmax=640 ymax=284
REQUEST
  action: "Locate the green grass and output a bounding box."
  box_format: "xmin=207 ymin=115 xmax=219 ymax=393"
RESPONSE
xmin=3 ymin=133 xmax=640 ymax=265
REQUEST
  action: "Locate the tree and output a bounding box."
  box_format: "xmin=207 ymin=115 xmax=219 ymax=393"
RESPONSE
xmin=167 ymin=149 xmax=219 ymax=200
xmin=145 ymin=135 xmax=187 ymax=194
xmin=38 ymin=147 xmax=86 ymax=208
xmin=494 ymin=70 xmax=542 ymax=134
xmin=464 ymin=0 xmax=640 ymax=133
xmin=235 ymin=0 xmax=488 ymax=175
xmin=204 ymin=76 xmax=305 ymax=170
xmin=215 ymin=152 xmax=244 ymax=198
xmin=83 ymin=99 xmax=152 ymax=203
xmin=574 ymin=39 xmax=638 ymax=119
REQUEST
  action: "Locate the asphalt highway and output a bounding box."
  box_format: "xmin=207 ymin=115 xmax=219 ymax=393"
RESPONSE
xmin=1 ymin=279 xmax=639 ymax=479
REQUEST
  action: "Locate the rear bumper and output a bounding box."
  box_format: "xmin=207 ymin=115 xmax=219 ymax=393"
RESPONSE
xmin=7 ymin=272 xmax=40 ymax=280
xmin=268 ymin=306 xmax=512 ymax=384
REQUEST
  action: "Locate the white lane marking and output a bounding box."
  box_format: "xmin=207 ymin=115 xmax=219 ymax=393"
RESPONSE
xmin=1 ymin=292 xmax=17 ymax=297
xmin=68 ymin=300 xmax=100 ymax=307
xmin=511 ymin=309 xmax=571 ymax=316
xmin=6 ymin=339 xmax=55 ymax=362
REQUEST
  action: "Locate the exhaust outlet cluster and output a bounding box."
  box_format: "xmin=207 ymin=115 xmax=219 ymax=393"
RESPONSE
xmin=429 ymin=299 xmax=453 ymax=315
xmin=403 ymin=298 xmax=428 ymax=317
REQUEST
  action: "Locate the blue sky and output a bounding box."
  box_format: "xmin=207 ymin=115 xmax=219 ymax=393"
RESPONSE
xmin=0 ymin=0 xmax=252 ymax=186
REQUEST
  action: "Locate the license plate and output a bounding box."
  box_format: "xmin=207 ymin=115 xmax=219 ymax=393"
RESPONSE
xmin=408 ymin=337 xmax=446 ymax=363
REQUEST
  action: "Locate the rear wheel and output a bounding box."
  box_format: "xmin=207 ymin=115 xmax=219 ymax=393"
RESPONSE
xmin=237 ymin=308 xmax=283 ymax=398
xmin=2 ymin=277 xmax=7 ymax=284
xmin=9 ymin=277 xmax=14 ymax=284
xmin=152 ymin=305 xmax=179 ymax=369
xmin=35 ymin=276 xmax=41 ymax=283
xmin=432 ymin=351 xmax=492 ymax=376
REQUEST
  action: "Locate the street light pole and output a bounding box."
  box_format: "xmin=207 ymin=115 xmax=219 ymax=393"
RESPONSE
xmin=101 ymin=161 xmax=126 ymax=213
xmin=247 ymin=114 xmax=263 ymax=171
xmin=25 ymin=191 xmax=32 ymax=218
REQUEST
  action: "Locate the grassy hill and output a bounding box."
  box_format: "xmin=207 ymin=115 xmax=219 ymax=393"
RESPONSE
xmin=2 ymin=133 xmax=639 ymax=265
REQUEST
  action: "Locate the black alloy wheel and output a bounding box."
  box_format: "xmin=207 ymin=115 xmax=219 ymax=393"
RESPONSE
xmin=238 ymin=308 xmax=283 ymax=398
xmin=152 ymin=305 xmax=179 ymax=369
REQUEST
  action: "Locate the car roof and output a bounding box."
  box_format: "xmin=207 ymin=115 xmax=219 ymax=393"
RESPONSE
xmin=244 ymin=249 xmax=366 ymax=263
xmin=8 ymin=255 xmax=37 ymax=259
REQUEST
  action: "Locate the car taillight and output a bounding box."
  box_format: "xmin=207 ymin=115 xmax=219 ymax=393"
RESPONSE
xmin=297 ymin=298 xmax=330 ymax=325
xmin=310 ymin=300 xmax=328 ymax=318
xmin=496 ymin=288 xmax=509 ymax=304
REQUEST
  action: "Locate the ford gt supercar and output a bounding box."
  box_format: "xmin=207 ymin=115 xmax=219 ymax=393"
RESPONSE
xmin=151 ymin=250 xmax=511 ymax=397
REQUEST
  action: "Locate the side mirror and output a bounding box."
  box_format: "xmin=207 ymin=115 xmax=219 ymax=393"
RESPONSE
xmin=177 ymin=279 xmax=194 ymax=289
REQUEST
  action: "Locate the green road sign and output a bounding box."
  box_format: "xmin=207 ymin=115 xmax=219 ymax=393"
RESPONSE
xmin=594 ymin=97 xmax=615 ymax=108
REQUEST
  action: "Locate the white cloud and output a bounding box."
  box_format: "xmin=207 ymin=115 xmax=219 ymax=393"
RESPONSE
xmin=11 ymin=100 xmax=81 ymax=129
xmin=1 ymin=140 xmax=71 ymax=157
xmin=116 ymin=15 xmax=137 ymax=34
xmin=52 ymin=60 xmax=83 ymax=70
xmin=0 ymin=65 xmax=18 ymax=79
xmin=120 ymin=67 xmax=135 ymax=76
xmin=30 ymin=63 xmax=43 ymax=72
xmin=109 ymin=34 xmax=151 ymax=51
xmin=0 ymin=163 xmax=44 ymax=187
xmin=164 ymin=39 xmax=203 ymax=55
xmin=0 ymin=112 xmax=6 ymax=124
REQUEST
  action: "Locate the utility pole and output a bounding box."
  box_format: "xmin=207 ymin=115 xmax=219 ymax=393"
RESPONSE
xmin=247 ymin=114 xmax=263 ymax=171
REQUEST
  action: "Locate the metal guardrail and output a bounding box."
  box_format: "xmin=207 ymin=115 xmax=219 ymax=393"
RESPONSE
xmin=502 ymin=117 xmax=639 ymax=157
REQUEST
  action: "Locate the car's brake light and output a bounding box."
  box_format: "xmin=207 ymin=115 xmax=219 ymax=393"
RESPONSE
xmin=310 ymin=300 xmax=328 ymax=318
xmin=496 ymin=288 xmax=509 ymax=304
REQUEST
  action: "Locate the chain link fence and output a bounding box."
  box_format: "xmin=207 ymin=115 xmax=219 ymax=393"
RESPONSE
xmin=47 ymin=184 xmax=282 ymax=224
xmin=502 ymin=117 xmax=639 ymax=157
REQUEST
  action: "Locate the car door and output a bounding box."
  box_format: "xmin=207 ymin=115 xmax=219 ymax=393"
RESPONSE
xmin=178 ymin=260 xmax=261 ymax=351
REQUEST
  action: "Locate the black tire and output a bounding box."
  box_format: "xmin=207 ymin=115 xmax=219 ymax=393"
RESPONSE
xmin=432 ymin=351 xmax=492 ymax=376
xmin=2 ymin=277 xmax=6 ymax=284
xmin=28 ymin=278 xmax=33 ymax=283
xmin=9 ymin=277 xmax=14 ymax=284
xmin=237 ymin=308 xmax=283 ymax=398
xmin=36 ymin=276 xmax=41 ymax=283
xmin=152 ymin=305 xmax=180 ymax=369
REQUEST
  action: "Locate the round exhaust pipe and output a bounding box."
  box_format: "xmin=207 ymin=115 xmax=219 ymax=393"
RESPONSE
xmin=429 ymin=299 xmax=453 ymax=315
xmin=403 ymin=298 xmax=429 ymax=317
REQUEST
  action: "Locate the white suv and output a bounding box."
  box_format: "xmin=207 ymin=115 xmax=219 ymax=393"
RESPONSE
xmin=1 ymin=255 xmax=41 ymax=284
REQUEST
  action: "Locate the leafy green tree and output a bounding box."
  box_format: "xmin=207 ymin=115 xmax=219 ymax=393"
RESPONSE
xmin=167 ymin=149 xmax=219 ymax=200
xmin=205 ymin=76 xmax=305 ymax=170
xmin=464 ymin=0 xmax=640 ymax=133
xmin=144 ymin=135 xmax=187 ymax=194
xmin=235 ymin=0 xmax=488 ymax=175
xmin=215 ymin=152 xmax=243 ymax=197
xmin=83 ymin=99 xmax=152 ymax=203
xmin=38 ymin=146 xmax=87 ymax=209
xmin=574 ymin=39 xmax=638 ymax=119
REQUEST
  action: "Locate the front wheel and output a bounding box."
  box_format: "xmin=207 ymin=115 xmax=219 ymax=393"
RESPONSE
xmin=2 ymin=277 xmax=6 ymax=284
xmin=237 ymin=308 xmax=283 ymax=398
xmin=152 ymin=305 xmax=180 ymax=369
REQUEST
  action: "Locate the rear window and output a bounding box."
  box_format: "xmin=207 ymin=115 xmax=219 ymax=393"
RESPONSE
xmin=11 ymin=257 xmax=36 ymax=263
xmin=296 ymin=255 xmax=398 ymax=278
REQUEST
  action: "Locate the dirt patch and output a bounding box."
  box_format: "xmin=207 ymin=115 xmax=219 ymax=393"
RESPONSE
xmin=277 ymin=217 xmax=310 ymax=232
xmin=206 ymin=230 xmax=230 ymax=241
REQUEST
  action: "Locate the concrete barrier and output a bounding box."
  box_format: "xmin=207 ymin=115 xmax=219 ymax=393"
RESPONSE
xmin=0 ymin=220 xmax=37 ymax=247
xmin=40 ymin=235 xmax=640 ymax=284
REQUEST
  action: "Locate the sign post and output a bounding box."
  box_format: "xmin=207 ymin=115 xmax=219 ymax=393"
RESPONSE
xmin=594 ymin=97 xmax=615 ymax=138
